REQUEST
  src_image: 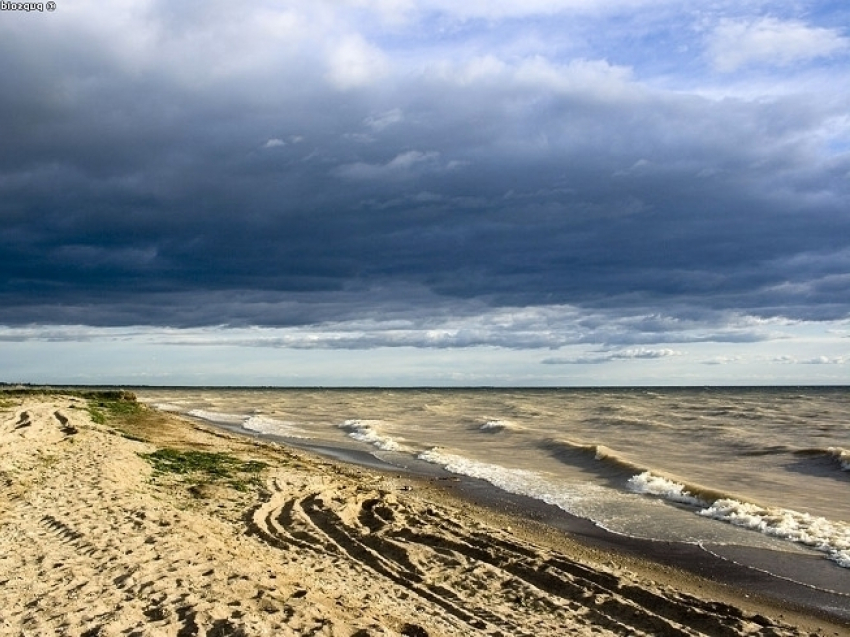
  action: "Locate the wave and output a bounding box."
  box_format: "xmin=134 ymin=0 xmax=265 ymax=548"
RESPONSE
xmin=187 ymin=409 xmax=247 ymax=425
xmin=337 ymin=419 xmax=406 ymax=452
xmin=478 ymin=419 xmax=519 ymax=433
xmin=700 ymin=499 xmax=850 ymax=568
xmin=545 ymin=439 xmax=732 ymax=505
xmin=627 ymin=472 xmax=707 ymax=507
xmin=584 ymin=416 xmax=671 ymax=431
xmin=417 ymin=448 xmax=606 ymax=514
xmin=419 ymin=448 xmax=540 ymax=488
xmin=626 ymin=471 xmax=733 ymax=506
xmin=831 ymin=447 xmax=850 ymax=471
xmin=793 ymin=447 xmax=850 ymax=473
xmin=628 ymin=471 xmax=850 ymax=568
xmin=542 ymin=437 xmax=850 ymax=569
xmin=151 ymin=402 xmax=183 ymax=412
xmin=546 ymin=440 xmax=742 ymax=507
xmin=243 ymin=415 xmax=304 ymax=438
xmin=186 ymin=409 xmax=305 ymax=438
xmin=542 ymin=438 xmax=646 ymax=479
xmin=739 ymin=445 xmax=793 ymax=457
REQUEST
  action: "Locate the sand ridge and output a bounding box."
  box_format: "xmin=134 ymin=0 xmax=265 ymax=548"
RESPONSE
xmin=0 ymin=394 xmax=841 ymax=636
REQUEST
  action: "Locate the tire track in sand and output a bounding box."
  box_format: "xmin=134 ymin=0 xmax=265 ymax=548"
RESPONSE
xmin=248 ymin=479 xmax=802 ymax=636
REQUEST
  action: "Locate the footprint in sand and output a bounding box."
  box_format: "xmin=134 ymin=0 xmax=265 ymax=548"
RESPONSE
xmin=14 ymin=411 xmax=31 ymax=430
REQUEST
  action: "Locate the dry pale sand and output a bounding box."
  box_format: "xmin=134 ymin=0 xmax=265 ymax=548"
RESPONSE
xmin=0 ymin=392 xmax=845 ymax=637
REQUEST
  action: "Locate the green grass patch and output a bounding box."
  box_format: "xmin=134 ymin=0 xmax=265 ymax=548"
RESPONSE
xmin=88 ymin=406 xmax=107 ymax=425
xmin=0 ymin=387 xmax=138 ymax=402
xmin=0 ymin=387 xmax=146 ymax=434
xmin=87 ymin=396 xmax=146 ymax=439
xmin=139 ymin=448 xmax=268 ymax=494
xmin=88 ymin=398 xmax=143 ymax=422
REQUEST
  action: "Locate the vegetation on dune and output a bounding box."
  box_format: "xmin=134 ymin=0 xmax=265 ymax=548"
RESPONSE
xmin=0 ymin=387 xmax=138 ymax=402
xmin=1 ymin=386 xmax=272 ymax=496
xmin=0 ymin=386 xmax=147 ymax=440
xmin=80 ymin=393 xmax=150 ymax=442
xmin=87 ymin=397 xmax=144 ymax=425
xmin=139 ymin=448 xmax=269 ymax=494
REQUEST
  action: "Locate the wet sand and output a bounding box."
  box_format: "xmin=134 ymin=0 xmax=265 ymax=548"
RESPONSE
xmin=1 ymin=391 xmax=847 ymax=636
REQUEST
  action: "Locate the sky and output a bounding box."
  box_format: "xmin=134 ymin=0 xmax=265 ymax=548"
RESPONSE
xmin=1 ymin=0 xmax=849 ymax=386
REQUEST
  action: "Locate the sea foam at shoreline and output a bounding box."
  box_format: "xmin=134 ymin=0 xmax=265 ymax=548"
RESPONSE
xmin=146 ymin=387 xmax=850 ymax=576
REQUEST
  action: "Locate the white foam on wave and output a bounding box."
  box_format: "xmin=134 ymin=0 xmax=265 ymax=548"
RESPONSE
xmin=699 ymin=499 xmax=850 ymax=568
xmin=418 ymin=448 xmax=604 ymax=513
xmin=243 ymin=415 xmax=303 ymax=437
xmin=828 ymin=447 xmax=850 ymax=471
xmin=627 ymin=472 xmax=707 ymax=507
xmin=151 ymin=402 xmax=183 ymax=412
xmin=416 ymin=450 xmax=814 ymax=550
xmin=627 ymin=471 xmax=850 ymax=568
xmin=479 ymin=419 xmax=514 ymax=432
xmin=187 ymin=409 xmax=246 ymax=425
xmin=187 ymin=409 xmax=305 ymax=438
xmin=420 ymin=448 xmax=536 ymax=486
xmin=338 ymin=419 xmax=405 ymax=451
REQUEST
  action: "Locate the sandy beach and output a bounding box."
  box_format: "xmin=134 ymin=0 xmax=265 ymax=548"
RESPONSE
xmin=0 ymin=391 xmax=845 ymax=637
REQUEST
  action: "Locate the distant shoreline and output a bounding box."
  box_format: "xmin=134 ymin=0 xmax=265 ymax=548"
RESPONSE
xmin=3 ymin=383 xmax=850 ymax=392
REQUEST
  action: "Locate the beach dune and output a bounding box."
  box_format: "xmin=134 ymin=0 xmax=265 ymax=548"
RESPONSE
xmin=0 ymin=392 xmax=842 ymax=636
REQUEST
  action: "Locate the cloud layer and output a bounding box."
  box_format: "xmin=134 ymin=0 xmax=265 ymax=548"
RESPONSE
xmin=0 ymin=1 xmax=848 ymax=382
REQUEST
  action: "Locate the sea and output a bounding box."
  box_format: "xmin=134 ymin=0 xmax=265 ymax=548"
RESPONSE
xmin=136 ymin=386 xmax=850 ymax=592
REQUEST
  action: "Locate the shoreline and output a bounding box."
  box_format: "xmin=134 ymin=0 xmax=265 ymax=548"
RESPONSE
xmin=287 ymin=432 xmax=850 ymax=621
xmin=191 ymin=413 xmax=850 ymax=625
xmin=1 ymin=392 xmax=847 ymax=636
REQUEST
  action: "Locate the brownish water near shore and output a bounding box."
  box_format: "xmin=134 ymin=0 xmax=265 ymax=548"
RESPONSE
xmin=138 ymin=387 xmax=850 ymax=594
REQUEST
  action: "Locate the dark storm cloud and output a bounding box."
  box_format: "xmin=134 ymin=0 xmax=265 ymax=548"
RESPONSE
xmin=1 ymin=2 xmax=849 ymax=339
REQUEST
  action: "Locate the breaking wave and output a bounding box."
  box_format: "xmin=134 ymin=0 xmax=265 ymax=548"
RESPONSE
xmin=627 ymin=472 xmax=707 ymax=507
xmin=187 ymin=409 xmax=246 ymax=425
xmin=243 ymin=415 xmax=303 ymax=437
xmin=793 ymin=447 xmax=850 ymax=473
xmin=829 ymin=447 xmax=850 ymax=471
xmin=478 ymin=419 xmax=518 ymax=433
xmin=628 ymin=471 xmax=850 ymax=568
xmin=700 ymin=499 xmax=850 ymax=568
xmin=542 ymin=438 xmax=647 ymax=479
xmin=151 ymin=402 xmax=183 ymax=412
xmin=338 ymin=419 xmax=405 ymax=452
xmin=830 ymin=447 xmax=850 ymax=471
xmin=186 ymin=409 xmax=304 ymax=437
xmin=417 ymin=447 xmax=608 ymax=516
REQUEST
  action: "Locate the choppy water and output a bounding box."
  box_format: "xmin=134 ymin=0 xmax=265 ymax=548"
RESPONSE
xmin=136 ymin=387 xmax=850 ymax=575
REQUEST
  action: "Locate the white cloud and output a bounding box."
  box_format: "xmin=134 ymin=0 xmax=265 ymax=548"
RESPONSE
xmin=542 ymin=348 xmax=683 ymax=364
xmin=263 ymin=138 xmax=286 ymax=148
xmin=769 ymin=354 xmax=848 ymax=365
xmin=338 ymin=0 xmax=416 ymax=25
xmin=326 ymin=34 xmax=390 ymax=89
xmin=772 ymin=355 xmax=798 ymax=364
xmin=701 ymin=355 xmax=743 ymax=366
xmin=801 ymin=355 xmax=847 ymax=365
xmin=335 ymin=150 xmax=441 ymax=180
xmin=707 ymin=17 xmax=850 ymax=72
xmin=355 ymin=0 xmax=667 ymax=21
xmin=429 ymin=55 xmax=636 ymax=101
xmin=364 ymin=108 xmax=404 ymax=132
xmin=3 ymin=314 xmax=849 ymax=385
